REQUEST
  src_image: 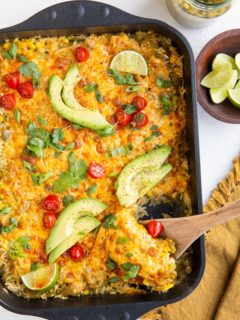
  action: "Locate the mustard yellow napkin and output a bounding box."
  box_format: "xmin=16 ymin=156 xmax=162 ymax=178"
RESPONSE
xmin=141 ymin=156 xmax=240 ymax=320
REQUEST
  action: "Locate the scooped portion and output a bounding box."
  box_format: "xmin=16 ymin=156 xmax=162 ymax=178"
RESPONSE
xmin=116 ymin=146 xmax=172 ymax=207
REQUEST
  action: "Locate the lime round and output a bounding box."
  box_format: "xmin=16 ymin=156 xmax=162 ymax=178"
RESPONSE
xmin=235 ymin=53 xmax=240 ymax=71
xmin=110 ymin=50 xmax=148 ymax=76
xmin=228 ymin=88 xmax=240 ymax=108
xmin=201 ymin=63 xmax=232 ymax=88
xmin=212 ymin=53 xmax=235 ymax=70
xmin=21 ymin=263 xmax=59 ymax=291
xmin=235 ymin=80 xmax=240 ymax=89
xmin=210 ymin=70 xmax=238 ymax=104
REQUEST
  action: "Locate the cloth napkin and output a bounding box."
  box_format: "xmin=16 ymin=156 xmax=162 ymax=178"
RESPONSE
xmin=141 ymin=156 xmax=240 ymax=320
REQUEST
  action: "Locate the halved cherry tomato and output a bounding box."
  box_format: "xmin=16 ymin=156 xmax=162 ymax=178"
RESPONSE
xmin=3 ymin=72 xmax=20 ymax=89
xmin=75 ymin=46 xmax=90 ymax=62
xmin=17 ymin=81 xmax=34 ymax=99
xmin=41 ymin=195 xmax=60 ymax=212
xmin=88 ymin=163 xmax=105 ymax=179
xmin=133 ymin=112 xmax=148 ymax=128
xmin=132 ymin=96 xmax=147 ymax=111
xmin=147 ymin=220 xmax=164 ymax=238
xmin=0 ymin=93 xmax=16 ymax=110
xmin=115 ymin=109 xmax=133 ymax=127
xmin=43 ymin=212 xmax=56 ymax=229
xmin=68 ymin=244 xmax=85 ymax=261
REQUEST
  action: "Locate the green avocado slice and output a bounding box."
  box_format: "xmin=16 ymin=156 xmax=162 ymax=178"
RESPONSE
xmin=48 ymin=215 xmax=100 ymax=264
xmin=116 ymin=146 xmax=172 ymax=207
xmin=48 ymin=69 xmax=114 ymax=137
xmin=46 ymin=198 xmax=107 ymax=255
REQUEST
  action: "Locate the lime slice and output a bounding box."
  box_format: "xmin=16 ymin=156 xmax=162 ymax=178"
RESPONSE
xmin=110 ymin=50 xmax=148 ymax=76
xmin=201 ymin=63 xmax=232 ymax=88
xmin=212 ymin=53 xmax=235 ymax=70
xmin=235 ymin=53 xmax=240 ymax=71
xmin=235 ymin=80 xmax=240 ymax=89
xmin=210 ymin=70 xmax=238 ymax=103
xmin=228 ymin=88 xmax=240 ymax=108
xmin=21 ymin=264 xmax=59 ymax=291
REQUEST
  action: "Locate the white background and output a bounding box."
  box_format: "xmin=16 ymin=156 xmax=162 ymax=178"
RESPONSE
xmin=0 ymin=0 xmax=240 ymax=319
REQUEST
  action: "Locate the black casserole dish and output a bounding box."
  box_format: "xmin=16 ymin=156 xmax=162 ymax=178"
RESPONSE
xmin=0 ymin=1 xmax=204 ymax=319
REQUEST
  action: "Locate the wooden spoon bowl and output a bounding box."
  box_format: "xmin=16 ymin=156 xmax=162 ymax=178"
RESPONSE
xmin=196 ymin=29 xmax=240 ymax=124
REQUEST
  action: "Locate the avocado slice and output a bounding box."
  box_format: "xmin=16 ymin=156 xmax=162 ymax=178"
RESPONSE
xmin=46 ymin=198 xmax=107 ymax=254
xmin=48 ymin=215 xmax=100 ymax=264
xmin=116 ymin=146 xmax=172 ymax=207
xmin=49 ymin=66 xmax=114 ymax=137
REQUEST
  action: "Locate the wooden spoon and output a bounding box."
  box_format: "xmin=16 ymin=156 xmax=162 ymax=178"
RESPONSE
xmin=140 ymin=199 xmax=240 ymax=259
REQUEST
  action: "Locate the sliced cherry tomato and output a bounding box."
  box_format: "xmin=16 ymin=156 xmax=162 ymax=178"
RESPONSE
xmin=75 ymin=46 xmax=90 ymax=62
xmin=133 ymin=112 xmax=148 ymax=128
xmin=88 ymin=163 xmax=105 ymax=179
xmin=115 ymin=109 xmax=133 ymax=127
xmin=68 ymin=244 xmax=85 ymax=261
xmin=43 ymin=212 xmax=56 ymax=229
xmin=147 ymin=220 xmax=164 ymax=238
xmin=3 ymin=72 xmax=20 ymax=89
xmin=41 ymin=195 xmax=60 ymax=212
xmin=0 ymin=93 xmax=16 ymax=110
xmin=132 ymin=96 xmax=147 ymax=111
xmin=17 ymin=81 xmax=34 ymax=99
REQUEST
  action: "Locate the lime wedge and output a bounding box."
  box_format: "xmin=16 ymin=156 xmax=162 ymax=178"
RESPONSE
xmin=235 ymin=53 xmax=240 ymax=71
xmin=212 ymin=53 xmax=235 ymax=70
xmin=210 ymin=70 xmax=238 ymax=103
xmin=235 ymin=80 xmax=240 ymax=89
xmin=228 ymin=88 xmax=240 ymax=108
xmin=110 ymin=50 xmax=148 ymax=76
xmin=21 ymin=264 xmax=59 ymax=291
xmin=201 ymin=63 xmax=232 ymax=88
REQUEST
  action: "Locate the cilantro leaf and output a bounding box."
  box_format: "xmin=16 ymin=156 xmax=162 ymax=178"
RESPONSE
xmin=23 ymin=160 xmax=35 ymax=172
xmin=38 ymin=116 xmax=48 ymax=126
xmin=125 ymin=85 xmax=139 ymax=93
xmin=87 ymin=183 xmax=97 ymax=195
xmin=121 ymin=104 xmax=137 ymax=115
xmin=116 ymin=237 xmax=130 ymax=244
xmin=84 ymin=83 xmax=98 ymax=92
xmin=108 ymin=277 xmax=120 ymax=284
xmin=63 ymin=195 xmax=75 ymax=207
xmin=0 ymin=206 xmax=11 ymax=215
xmin=106 ymin=259 xmax=116 ymax=270
xmin=30 ymin=261 xmax=40 ymax=271
xmin=2 ymin=43 xmax=17 ymax=60
xmin=156 ymin=76 xmax=172 ymax=88
xmin=14 ymin=108 xmax=21 ymax=124
xmin=0 ymin=217 xmax=18 ymax=234
xmin=95 ymin=90 xmax=103 ymax=103
xmin=120 ymin=263 xmax=140 ymax=281
xmin=102 ymin=214 xmax=118 ymax=230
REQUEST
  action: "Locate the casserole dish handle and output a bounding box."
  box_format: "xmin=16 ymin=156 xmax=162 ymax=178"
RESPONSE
xmin=40 ymin=302 xmax=158 ymax=320
xmin=0 ymin=0 xmax=144 ymax=33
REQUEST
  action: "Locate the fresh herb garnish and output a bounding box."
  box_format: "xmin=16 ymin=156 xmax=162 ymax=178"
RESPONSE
xmin=160 ymin=94 xmax=178 ymax=115
xmin=53 ymin=151 xmax=88 ymax=193
xmin=106 ymin=258 xmax=116 ymax=270
xmin=125 ymin=252 xmax=133 ymax=258
xmin=108 ymin=69 xmax=139 ymax=87
xmin=109 ymin=172 xmax=118 ymax=178
xmin=54 ymin=151 xmax=61 ymax=159
xmin=31 ymin=171 xmax=53 ymax=186
xmin=65 ymin=142 xmax=75 ymax=150
xmin=121 ymin=104 xmax=137 ymax=115
xmin=108 ymin=277 xmax=120 ymax=284
xmin=17 ymin=54 xmax=29 ymax=63
xmin=14 ymin=108 xmax=21 ymax=124
xmin=150 ymin=125 xmax=158 ymax=131
xmin=0 ymin=217 xmax=17 ymax=234
xmin=2 ymin=43 xmax=17 ymax=60
xmin=52 ymin=128 xmax=64 ymax=144
xmin=30 ymin=261 xmax=40 ymax=271
xmin=144 ymin=125 xmax=160 ymax=142
xmin=116 ymin=237 xmax=130 ymax=244
xmin=136 ymin=113 xmax=144 ymax=124
xmin=87 ymin=183 xmax=97 ymax=196
xmin=23 ymin=160 xmax=35 ymax=172
xmin=95 ymin=90 xmax=103 ymax=103
xmin=84 ymin=83 xmax=98 ymax=92
xmin=19 ymin=62 xmax=41 ymax=89
xmin=102 ymin=214 xmax=118 ymax=230
xmin=72 ymin=124 xmax=83 ymax=130
xmin=106 ymin=143 xmax=133 ymax=158
xmin=38 ymin=116 xmax=48 ymax=127
xmin=7 ymin=236 xmax=31 ymax=260
xmin=84 ymin=83 xmax=103 ymax=103
xmin=120 ymin=262 xmax=140 ymax=281
xmin=125 ymin=85 xmax=139 ymax=93
xmin=0 ymin=207 xmax=11 ymax=215
xmin=156 ymin=76 xmax=172 ymax=88
xmin=63 ymin=194 xmax=75 ymax=207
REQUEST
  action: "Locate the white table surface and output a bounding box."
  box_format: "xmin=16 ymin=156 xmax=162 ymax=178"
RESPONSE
xmin=0 ymin=0 xmax=240 ymax=319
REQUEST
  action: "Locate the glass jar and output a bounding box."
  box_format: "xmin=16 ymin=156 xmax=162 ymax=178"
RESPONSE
xmin=166 ymin=0 xmax=234 ymax=28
